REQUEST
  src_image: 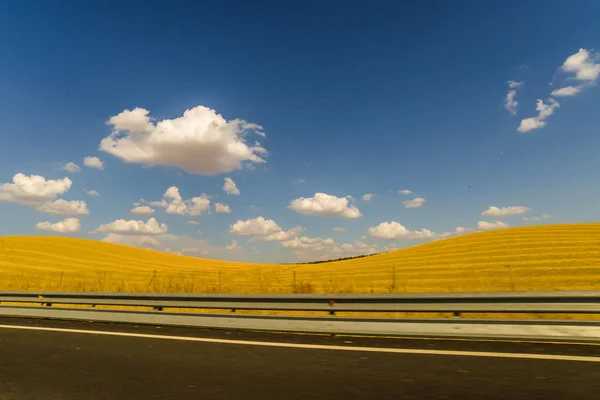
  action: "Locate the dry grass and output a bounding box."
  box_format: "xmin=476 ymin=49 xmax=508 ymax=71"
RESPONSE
xmin=0 ymin=223 xmax=599 ymax=295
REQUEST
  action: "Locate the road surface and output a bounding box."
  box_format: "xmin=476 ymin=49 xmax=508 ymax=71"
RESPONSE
xmin=0 ymin=317 xmax=599 ymax=400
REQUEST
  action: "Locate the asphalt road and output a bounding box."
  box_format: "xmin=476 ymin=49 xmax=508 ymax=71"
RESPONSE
xmin=0 ymin=317 xmax=599 ymax=400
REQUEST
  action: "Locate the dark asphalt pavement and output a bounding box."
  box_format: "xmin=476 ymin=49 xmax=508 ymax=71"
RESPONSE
xmin=0 ymin=317 xmax=599 ymax=400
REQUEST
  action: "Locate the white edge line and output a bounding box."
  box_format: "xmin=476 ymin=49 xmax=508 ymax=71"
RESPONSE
xmin=1 ymin=324 xmax=599 ymax=363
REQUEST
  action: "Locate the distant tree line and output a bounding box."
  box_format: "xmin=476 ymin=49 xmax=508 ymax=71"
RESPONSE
xmin=278 ymin=252 xmax=382 ymax=265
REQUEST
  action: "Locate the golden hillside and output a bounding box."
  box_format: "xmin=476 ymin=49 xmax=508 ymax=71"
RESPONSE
xmin=0 ymin=223 xmax=599 ymax=293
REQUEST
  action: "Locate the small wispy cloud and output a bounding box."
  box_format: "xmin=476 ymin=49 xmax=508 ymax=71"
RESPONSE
xmin=505 ymin=80 xmax=523 ymax=116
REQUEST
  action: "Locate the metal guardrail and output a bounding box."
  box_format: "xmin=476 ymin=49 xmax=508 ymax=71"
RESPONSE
xmin=1 ymin=291 xmax=599 ymax=342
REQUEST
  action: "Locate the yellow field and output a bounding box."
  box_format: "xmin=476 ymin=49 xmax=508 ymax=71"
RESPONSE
xmin=0 ymin=223 xmax=599 ymax=294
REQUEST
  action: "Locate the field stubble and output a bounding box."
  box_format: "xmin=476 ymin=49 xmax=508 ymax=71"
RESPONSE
xmin=0 ymin=224 xmax=599 ymax=320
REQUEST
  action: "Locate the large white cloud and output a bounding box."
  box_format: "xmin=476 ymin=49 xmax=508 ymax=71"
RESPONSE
xmin=84 ymin=157 xmax=105 ymax=170
xmin=477 ymin=220 xmax=509 ymax=230
xmin=368 ymin=221 xmax=435 ymax=240
xmin=402 ymin=197 xmax=425 ymax=208
xmin=517 ymin=99 xmax=560 ymax=133
xmin=91 ymin=217 xmax=167 ymax=235
xmin=150 ymin=186 xmax=210 ymax=216
xmin=504 ymin=80 xmax=523 ymax=116
xmin=37 ymin=199 xmax=89 ymax=216
xmin=549 ymin=49 xmax=600 ymax=98
xmin=100 ymin=105 xmax=267 ymax=175
xmin=223 ymin=177 xmax=240 ymax=195
xmin=0 ymin=173 xmax=72 ymax=206
xmin=289 ymin=193 xmax=361 ymax=218
xmin=36 ymin=218 xmax=81 ymax=233
xmin=561 ymin=48 xmax=600 ymax=82
xmin=481 ymin=206 xmax=531 ymax=217
xmin=131 ymin=205 xmax=155 ymax=216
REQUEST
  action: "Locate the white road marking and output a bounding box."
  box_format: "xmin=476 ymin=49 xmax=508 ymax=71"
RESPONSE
xmin=1 ymin=323 xmax=599 ymax=363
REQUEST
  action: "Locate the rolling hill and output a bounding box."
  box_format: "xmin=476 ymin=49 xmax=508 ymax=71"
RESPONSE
xmin=0 ymin=223 xmax=599 ymax=293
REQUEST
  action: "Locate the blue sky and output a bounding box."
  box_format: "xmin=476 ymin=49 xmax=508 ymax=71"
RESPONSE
xmin=0 ymin=1 xmax=599 ymax=262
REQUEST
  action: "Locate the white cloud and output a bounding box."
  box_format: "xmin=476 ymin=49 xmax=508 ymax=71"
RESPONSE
xmin=368 ymin=221 xmax=435 ymax=240
xmin=188 ymin=220 xmax=200 ymax=225
xmin=289 ymin=193 xmax=362 ymax=218
xmin=100 ymin=105 xmax=267 ymax=175
xmin=339 ymin=240 xmax=375 ymax=253
xmin=281 ymin=236 xmax=335 ymax=249
xmin=229 ymin=216 xmax=281 ymax=236
xmin=481 ymin=206 xmax=531 ymax=217
xmin=228 ymin=216 xmax=301 ymax=242
xmin=0 ymin=173 xmax=72 ymax=206
xmin=83 ymin=157 xmax=104 ymax=170
xmin=561 ymin=48 xmax=600 ymax=82
xmin=91 ymin=217 xmax=167 ymax=235
xmin=524 ymin=214 xmax=552 ymax=222
xmin=215 ymin=203 xmax=231 ymax=213
xmin=517 ymin=98 xmax=560 ymax=133
xmin=505 ymin=80 xmax=523 ymax=116
xmin=37 ymin=199 xmax=89 ymax=216
xmin=226 ymin=240 xmax=239 ymax=250
xmin=399 ymin=189 xmax=412 ymax=195
xmin=437 ymin=226 xmax=474 ymax=239
xmin=257 ymin=228 xmax=303 ymax=242
xmin=551 ymin=85 xmax=582 ymax=97
xmin=131 ymin=205 xmax=155 ymax=216
xmin=102 ymin=233 xmax=161 ymax=249
xmin=517 ymin=117 xmax=546 ymax=133
xmin=151 ymin=186 xmax=210 ymax=216
xmin=223 ymin=177 xmax=240 ymax=195
xmin=181 ymin=248 xmax=209 ymax=255
xmin=477 ymin=220 xmax=509 ymax=230
xmin=508 ymin=80 xmax=523 ymax=89
xmin=106 ymin=107 xmax=155 ymax=133
xmin=36 ymin=218 xmax=81 ymax=233
xmin=402 ymin=197 xmax=425 ymax=208
xmin=292 ymin=179 xmax=306 ymax=184
xmin=362 ymin=193 xmax=374 ymax=201
xmin=60 ymin=162 xmax=81 ymax=173
xmin=85 ymin=190 xmax=99 ymax=196
xmin=333 ymin=227 xmax=346 ymax=232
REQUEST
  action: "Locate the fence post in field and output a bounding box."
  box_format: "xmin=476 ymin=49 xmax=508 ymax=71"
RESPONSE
xmin=102 ymin=271 xmax=107 ymax=292
xmin=59 ymin=271 xmax=64 ymax=289
xmin=293 ymin=270 xmax=297 ymax=289
xmin=218 ymin=270 xmax=222 ymax=291
xmin=392 ymin=266 xmax=396 ymax=290
xmin=506 ymin=265 xmax=515 ymax=292
xmin=149 ymin=270 xmax=157 ymax=291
